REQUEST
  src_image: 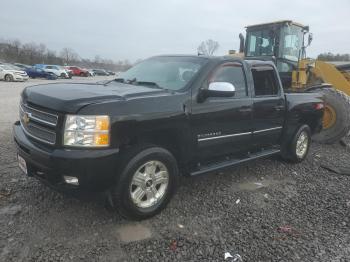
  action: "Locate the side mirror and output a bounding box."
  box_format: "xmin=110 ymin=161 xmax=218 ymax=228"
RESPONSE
xmin=239 ymin=33 xmax=245 ymax=53
xmin=198 ymin=82 xmax=235 ymax=102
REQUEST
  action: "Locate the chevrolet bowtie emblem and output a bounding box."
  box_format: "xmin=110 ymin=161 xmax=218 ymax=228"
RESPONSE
xmin=23 ymin=112 xmax=30 ymax=125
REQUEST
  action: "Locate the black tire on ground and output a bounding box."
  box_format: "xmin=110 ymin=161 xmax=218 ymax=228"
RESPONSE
xmin=60 ymin=73 xmax=66 ymax=78
xmin=312 ymin=88 xmax=350 ymax=144
xmin=46 ymin=73 xmax=54 ymax=80
xmin=110 ymin=145 xmax=179 ymax=220
xmin=4 ymin=74 xmax=13 ymax=82
xmin=281 ymin=125 xmax=311 ymax=163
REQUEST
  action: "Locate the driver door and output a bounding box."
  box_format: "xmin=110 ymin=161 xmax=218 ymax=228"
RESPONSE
xmin=191 ymin=62 xmax=253 ymax=160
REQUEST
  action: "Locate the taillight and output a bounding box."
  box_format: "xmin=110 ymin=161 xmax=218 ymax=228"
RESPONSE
xmin=314 ymin=102 xmax=324 ymax=110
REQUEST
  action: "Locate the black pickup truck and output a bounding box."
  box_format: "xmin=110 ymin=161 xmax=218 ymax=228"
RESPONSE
xmin=13 ymin=55 xmax=324 ymax=219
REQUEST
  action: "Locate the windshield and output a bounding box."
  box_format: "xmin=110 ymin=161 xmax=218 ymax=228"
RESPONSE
xmin=9 ymin=65 xmax=22 ymax=70
xmin=246 ymin=29 xmax=275 ymax=57
xmin=0 ymin=64 xmax=18 ymax=70
xmin=279 ymin=25 xmax=303 ymax=62
xmin=119 ymin=56 xmax=207 ymax=91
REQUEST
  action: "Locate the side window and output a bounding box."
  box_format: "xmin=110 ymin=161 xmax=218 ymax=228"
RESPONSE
xmin=252 ymin=68 xmax=279 ymax=96
xmin=276 ymin=61 xmax=293 ymax=73
xmin=46 ymin=66 xmax=52 ymax=69
xmin=210 ymin=64 xmax=248 ymax=98
xmin=248 ymin=35 xmax=257 ymax=55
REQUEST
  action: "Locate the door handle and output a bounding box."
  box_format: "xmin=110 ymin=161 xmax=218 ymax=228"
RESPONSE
xmin=274 ymin=105 xmax=284 ymax=111
xmin=239 ymin=107 xmax=252 ymax=113
xmin=183 ymin=104 xmax=190 ymax=116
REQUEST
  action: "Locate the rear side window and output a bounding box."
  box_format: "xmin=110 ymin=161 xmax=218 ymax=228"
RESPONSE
xmin=252 ymin=68 xmax=279 ymax=96
xmin=210 ymin=63 xmax=248 ymax=98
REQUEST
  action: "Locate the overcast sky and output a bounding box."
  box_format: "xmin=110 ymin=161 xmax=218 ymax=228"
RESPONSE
xmin=1 ymin=0 xmax=349 ymax=62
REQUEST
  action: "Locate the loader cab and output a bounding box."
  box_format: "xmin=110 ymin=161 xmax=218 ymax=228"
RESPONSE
xmin=243 ymin=20 xmax=309 ymax=88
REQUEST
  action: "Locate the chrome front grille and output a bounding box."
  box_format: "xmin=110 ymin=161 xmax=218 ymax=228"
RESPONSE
xmin=20 ymin=103 xmax=58 ymax=145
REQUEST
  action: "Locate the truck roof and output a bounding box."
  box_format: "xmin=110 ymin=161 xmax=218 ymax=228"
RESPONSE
xmin=246 ymin=20 xmax=308 ymax=30
xmin=153 ymin=54 xmax=275 ymax=67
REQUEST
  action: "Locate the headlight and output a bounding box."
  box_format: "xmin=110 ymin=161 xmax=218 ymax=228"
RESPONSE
xmin=64 ymin=115 xmax=110 ymax=147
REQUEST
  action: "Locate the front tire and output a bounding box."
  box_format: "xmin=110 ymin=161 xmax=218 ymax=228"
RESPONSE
xmin=111 ymin=145 xmax=179 ymax=220
xmin=281 ymin=125 xmax=311 ymax=163
xmin=5 ymin=74 xmax=13 ymax=82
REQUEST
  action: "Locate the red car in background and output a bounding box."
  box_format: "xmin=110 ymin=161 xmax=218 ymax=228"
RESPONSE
xmin=66 ymin=66 xmax=89 ymax=77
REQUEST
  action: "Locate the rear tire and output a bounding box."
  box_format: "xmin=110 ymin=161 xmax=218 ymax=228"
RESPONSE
xmin=110 ymin=145 xmax=179 ymax=220
xmin=281 ymin=125 xmax=311 ymax=163
xmin=312 ymin=88 xmax=350 ymax=144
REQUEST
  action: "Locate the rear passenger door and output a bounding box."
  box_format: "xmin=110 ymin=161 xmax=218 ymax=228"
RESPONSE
xmin=251 ymin=66 xmax=285 ymax=147
xmin=44 ymin=66 xmax=53 ymax=74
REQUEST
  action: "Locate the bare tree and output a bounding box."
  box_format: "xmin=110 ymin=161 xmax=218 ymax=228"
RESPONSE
xmin=318 ymin=52 xmax=350 ymax=61
xmin=60 ymin=47 xmax=78 ymax=65
xmin=21 ymin=42 xmax=42 ymax=65
xmin=197 ymin=39 xmax=219 ymax=56
xmin=94 ymin=55 xmax=101 ymax=64
xmin=46 ymin=49 xmax=63 ymax=65
xmin=0 ymin=38 xmax=132 ymax=72
xmin=37 ymin=43 xmax=47 ymax=63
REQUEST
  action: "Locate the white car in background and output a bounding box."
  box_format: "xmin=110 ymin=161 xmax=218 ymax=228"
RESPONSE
xmin=42 ymin=65 xmax=69 ymax=78
xmin=86 ymin=69 xmax=95 ymax=76
xmin=0 ymin=64 xmax=29 ymax=82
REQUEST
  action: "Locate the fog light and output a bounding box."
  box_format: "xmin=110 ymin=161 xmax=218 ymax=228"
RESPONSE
xmin=63 ymin=176 xmax=79 ymax=185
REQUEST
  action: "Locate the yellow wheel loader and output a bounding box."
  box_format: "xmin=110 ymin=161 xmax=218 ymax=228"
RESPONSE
xmin=234 ymin=20 xmax=350 ymax=143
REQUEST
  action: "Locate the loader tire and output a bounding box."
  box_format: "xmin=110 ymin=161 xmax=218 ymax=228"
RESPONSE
xmin=312 ymin=88 xmax=350 ymax=144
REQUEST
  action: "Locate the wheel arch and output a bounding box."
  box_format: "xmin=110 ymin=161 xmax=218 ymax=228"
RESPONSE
xmin=122 ymin=128 xmax=191 ymax=168
xmin=4 ymin=73 xmax=14 ymax=79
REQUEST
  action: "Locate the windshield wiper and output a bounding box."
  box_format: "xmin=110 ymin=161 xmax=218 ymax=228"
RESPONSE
xmin=113 ymin=78 xmax=165 ymax=90
xmin=113 ymin=78 xmax=137 ymax=84
xmin=134 ymin=81 xmax=163 ymax=89
xmin=114 ymin=78 xmax=125 ymax=83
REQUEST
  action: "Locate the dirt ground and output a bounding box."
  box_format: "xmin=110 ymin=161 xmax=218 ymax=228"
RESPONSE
xmin=0 ymin=77 xmax=350 ymax=262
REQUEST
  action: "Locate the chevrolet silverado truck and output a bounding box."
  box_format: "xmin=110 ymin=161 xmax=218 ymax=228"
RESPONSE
xmin=13 ymin=55 xmax=324 ymax=219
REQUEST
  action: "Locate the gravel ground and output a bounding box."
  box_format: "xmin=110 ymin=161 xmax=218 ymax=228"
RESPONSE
xmin=0 ymin=77 xmax=350 ymax=262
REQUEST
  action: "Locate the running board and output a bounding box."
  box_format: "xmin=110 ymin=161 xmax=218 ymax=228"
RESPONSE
xmin=190 ymin=148 xmax=280 ymax=176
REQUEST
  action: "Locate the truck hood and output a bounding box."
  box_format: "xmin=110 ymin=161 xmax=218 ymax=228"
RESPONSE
xmin=22 ymin=81 xmax=172 ymax=113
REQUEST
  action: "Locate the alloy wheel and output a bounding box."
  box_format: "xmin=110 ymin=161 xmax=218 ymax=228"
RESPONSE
xmin=129 ymin=160 xmax=169 ymax=209
xmin=296 ymin=131 xmax=309 ymax=158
